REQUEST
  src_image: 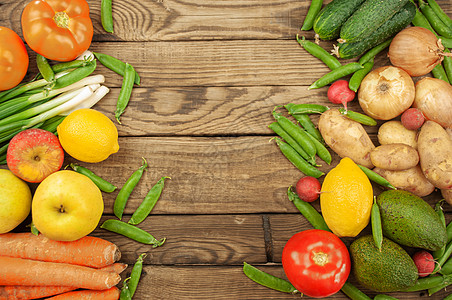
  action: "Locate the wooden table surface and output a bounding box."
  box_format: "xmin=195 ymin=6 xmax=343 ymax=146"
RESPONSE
xmin=2 ymin=0 xmax=452 ymax=299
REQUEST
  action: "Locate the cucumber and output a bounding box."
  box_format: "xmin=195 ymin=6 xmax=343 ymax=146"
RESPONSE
xmin=313 ymin=0 xmax=366 ymax=41
xmin=337 ymin=1 xmax=415 ymax=59
xmin=340 ymin=0 xmax=410 ymax=43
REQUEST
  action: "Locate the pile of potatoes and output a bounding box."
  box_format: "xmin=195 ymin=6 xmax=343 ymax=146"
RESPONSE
xmin=319 ymin=109 xmax=452 ymax=203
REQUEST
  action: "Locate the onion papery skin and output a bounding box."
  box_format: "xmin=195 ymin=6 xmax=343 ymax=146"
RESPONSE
xmin=414 ymin=77 xmax=452 ymax=129
xmin=388 ymin=27 xmax=444 ymax=77
xmin=358 ymin=66 xmax=415 ymax=120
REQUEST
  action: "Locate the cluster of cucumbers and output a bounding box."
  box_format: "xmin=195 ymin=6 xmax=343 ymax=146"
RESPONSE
xmin=312 ymin=0 xmax=416 ymax=59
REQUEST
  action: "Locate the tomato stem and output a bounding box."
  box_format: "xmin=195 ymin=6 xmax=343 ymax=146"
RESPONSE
xmin=313 ymin=251 xmax=329 ymax=266
xmin=53 ymin=11 xmax=70 ymax=29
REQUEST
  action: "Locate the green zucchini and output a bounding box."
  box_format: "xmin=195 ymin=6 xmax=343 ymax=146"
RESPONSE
xmin=313 ymin=0 xmax=366 ymax=40
xmin=340 ymin=0 xmax=410 ymax=43
xmin=337 ymin=1 xmax=416 ymax=59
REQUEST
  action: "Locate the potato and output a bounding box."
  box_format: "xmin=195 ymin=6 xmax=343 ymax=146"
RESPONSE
xmin=418 ymin=121 xmax=452 ymax=189
xmin=319 ymin=108 xmax=375 ymax=168
xmin=441 ymin=189 xmax=452 ymax=206
xmin=370 ymin=143 xmax=419 ymax=171
xmin=374 ymin=165 xmax=435 ymax=197
xmin=378 ymin=120 xmax=418 ymax=149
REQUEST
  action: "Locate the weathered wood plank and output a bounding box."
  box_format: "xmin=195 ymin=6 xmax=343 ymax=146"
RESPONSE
xmin=123 ymin=264 xmax=449 ymax=299
xmin=65 ymin=135 xmax=342 ymax=215
xmin=91 ymin=214 xmax=267 ymax=265
xmin=64 ymin=135 xmax=445 ymax=216
xmin=93 ymin=86 xmax=381 ymax=136
xmin=3 ymin=0 xmax=451 ymax=42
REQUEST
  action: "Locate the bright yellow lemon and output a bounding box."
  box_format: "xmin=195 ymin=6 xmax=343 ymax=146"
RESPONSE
xmin=320 ymin=157 xmax=373 ymax=237
xmin=57 ymin=109 xmax=119 ymax=163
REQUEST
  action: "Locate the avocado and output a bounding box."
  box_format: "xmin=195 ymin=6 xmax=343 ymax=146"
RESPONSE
xmin=350 ymin=235 xmax=418 ymax=292
xmin=376 ymin=189 xmax=447 ymax=251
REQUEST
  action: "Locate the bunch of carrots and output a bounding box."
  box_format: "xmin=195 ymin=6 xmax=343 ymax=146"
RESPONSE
xmin=0 ymin=232 xmax=125 ymax=300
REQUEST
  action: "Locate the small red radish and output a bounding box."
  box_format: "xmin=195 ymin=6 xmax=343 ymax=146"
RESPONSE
xmin=327 ymin=80 xmax=356 ymax=109
xmin=412 ymin=250 xmax=435 ymax=277
xmin=401 ymin=108 xmax=425 ymax=130
xmin=295 ymin=176 xmax=321 ymax=202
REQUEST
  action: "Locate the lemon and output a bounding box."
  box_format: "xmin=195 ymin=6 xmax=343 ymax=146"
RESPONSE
xmin=57 ymin=109 xmax=119 ymax=163
xmin=320 ymin=157 xmax=373 ymax=237
xmin=0 ymin=169 xmax=32 ymax=233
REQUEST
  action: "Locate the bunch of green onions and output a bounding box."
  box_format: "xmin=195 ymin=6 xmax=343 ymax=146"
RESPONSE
xmin=0 ymin=54 xmax=110 ymax=164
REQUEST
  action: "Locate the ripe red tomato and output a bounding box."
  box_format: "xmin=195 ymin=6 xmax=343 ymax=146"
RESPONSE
xmin=282 ymin=229 xmax=351 ymax=298
xmin=21 ymin=0 xmax=93 ymax=62
xmin=0 ymin=27 xmax=29 ymax=91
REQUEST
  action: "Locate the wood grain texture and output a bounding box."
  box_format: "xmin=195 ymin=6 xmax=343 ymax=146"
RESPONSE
xmin=65 ymin=135 xmax=343 ymax=215
xmin=91 ymin=214 xmax=267 ymax=265
xmin=91 ymin=86 xmax=381 ymax=136
xmin=2 ymin=0 xmax=452 ymax=299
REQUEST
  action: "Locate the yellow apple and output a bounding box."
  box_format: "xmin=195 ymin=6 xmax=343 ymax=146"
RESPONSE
xmin=0 ymin=169 xmax=32 ymax=233
xmin=32 ymin=170 xmax=104 ymax=241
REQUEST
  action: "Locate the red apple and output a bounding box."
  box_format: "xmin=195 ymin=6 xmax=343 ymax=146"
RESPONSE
xmin=7 ymin=129 xmax=64 ymax=183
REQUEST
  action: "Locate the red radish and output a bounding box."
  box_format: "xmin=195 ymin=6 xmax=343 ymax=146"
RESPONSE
xmin=295 ymin=176 xmax=321 ymax=202
xmin=412 ymin=250 xmax=435 ymax=277
xmin=327 ymin=80 xmax=355 ymax=109
xmin=401 ymin=108 xmax=425 ymax=130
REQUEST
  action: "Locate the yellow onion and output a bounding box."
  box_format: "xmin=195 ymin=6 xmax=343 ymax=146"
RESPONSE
xmin=414 ymin=77 xmax=452 ymax=129
xmin=388 ymin=27 xmax=449 ymax=76
xmin=358 ymin=66 xmax=415 ymax=120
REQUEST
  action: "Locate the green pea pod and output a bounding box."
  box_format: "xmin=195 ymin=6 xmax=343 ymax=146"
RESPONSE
xmin=419 ymin=0 xmax=452 ymax=39
xmin=433 ymin=200 xmax=446 ymax=259
xmin=440 ymin=36 xmax=452 ymax=48
xmin=338 ymin=108 xmax=377 ymax=126
xmin=93 ymin=52 xmax=141 ymax=85
xmin=30 ymin=222 xmax=39 ymax=236
xmin=69 ymin=163 xmax=117 ymax=193
xmin=114 ymin=157 xmax=148 ymax=220
xmin=274 ymin=138 xmax=324 ymax=178
xmin=427 ymin=0 xmax=452 ymax=29
xmin=120 ymin=277 xmax=132 ymax=300
xmin=290 ymin=112 xmax=325 ymax=146
xmin=285 ymin=103 xmax=329 ymax=115
xmin=269 ymin=122 xmax=317 ymax=166
xmin=349 ymin=58 xmax=374 ymax=92
xmin=432 ymin=63 xmax=450 ymax=84
xmin=300 ymin=0 xmax=323 ymax=31
xmin=101 ymin=0 xmax=114 ymax=33
xmin=243 ymin=262 xmax=298 ymax=293
xmin=371 ymin=197 xmax=383 ymax=251
xmin=128 ymin=253 xmax=147 ymax=297
xmin=340 ymin=282 xmax=372 ymax=300
xmin=402 ymin=274 xmax=452 ymax=292
xmin=101 ymin=219 xmax=166 ymax=247
xmin=273 ymin=111 xmax=317 ymax=159
xmin=128 ymin=177 xmax=171 ymax=225
xmin=36 ymin=54 xmax=55 ymax=83
xmin=287 ymin=187 xmax=330 ymax=231
xmin=357 ymin=164 xmax=396 ymax=190
xmin=296 ymin=35 xmax=342 ymax=70
xmin=308 ymin=62 xmax=364 ymax=90
xmin=115 ymin=63 xmax=136 ymax=124
xmin=52 ymin=59 xmax=97 ymax=90
xmin=305 ymin=131 xmax=331 ymax=165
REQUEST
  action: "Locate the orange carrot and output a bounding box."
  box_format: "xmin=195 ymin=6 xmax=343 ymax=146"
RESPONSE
xmin=46 ymin=287 xmax=120 ymax=299
xmin=99 ymin=263 xmax=128 ymax=274
xmin=0 ymin=286 xmax=76 ymax=300
xmin=0 ymin=233 xmax=120 ymax=268
xmin=0 ymin=256 xmax=121 ymax=290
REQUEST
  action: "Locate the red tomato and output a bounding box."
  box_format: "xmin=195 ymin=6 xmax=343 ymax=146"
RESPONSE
xmin=282 ymin=229 xmax=351 ymax=298
xmin=0 ymin=27 xmax=29 ymax=91
xmin=21 ymin=0 xmax=93 ymax=62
